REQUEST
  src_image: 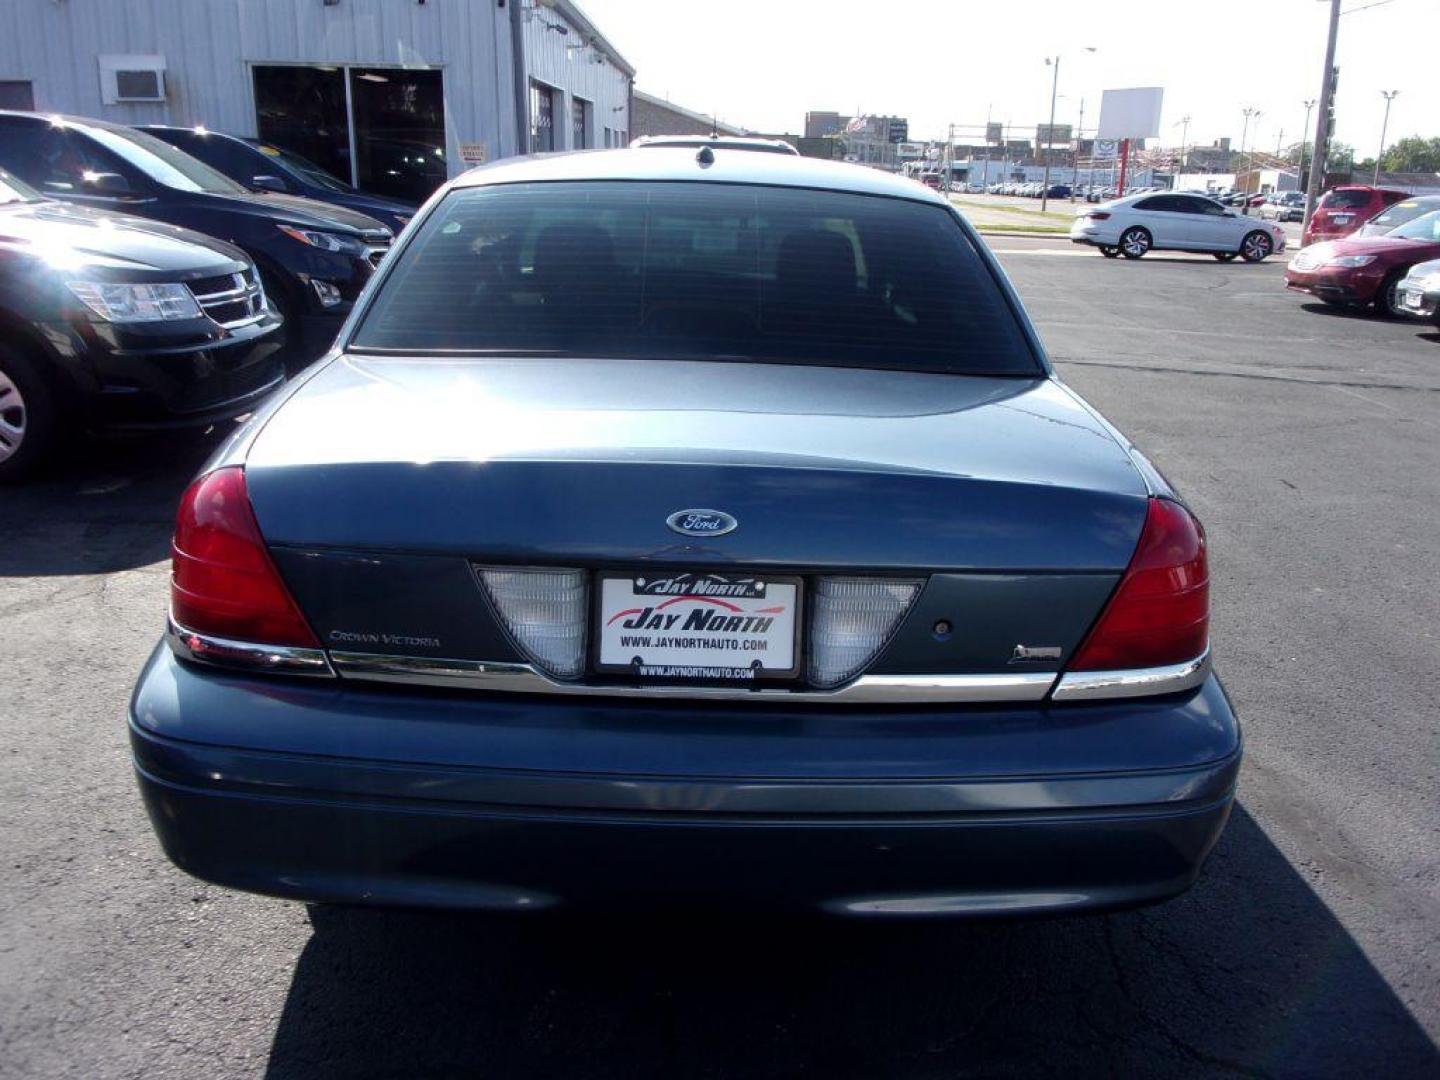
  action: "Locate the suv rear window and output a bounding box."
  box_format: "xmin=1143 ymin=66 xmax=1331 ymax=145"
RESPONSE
xmin=1319 ymin=189 xmax=1374 ymax=210
xmin=352 ymin=181 xmax=1040 ymax=376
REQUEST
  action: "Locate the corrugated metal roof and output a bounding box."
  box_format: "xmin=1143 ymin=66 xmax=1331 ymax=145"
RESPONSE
xmin=551 ymin=0 xmax=634 ymax=77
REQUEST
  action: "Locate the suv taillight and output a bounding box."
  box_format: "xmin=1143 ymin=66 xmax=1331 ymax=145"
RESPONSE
xmin=170 ymin=467 xmax=319 ymax=647
xmin=1068 ymin=498 xmax=1208 ymax=671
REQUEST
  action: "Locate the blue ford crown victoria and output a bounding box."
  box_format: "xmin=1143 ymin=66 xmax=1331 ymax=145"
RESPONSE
xmin=130 ymin=149 xmax=1239 ymax=916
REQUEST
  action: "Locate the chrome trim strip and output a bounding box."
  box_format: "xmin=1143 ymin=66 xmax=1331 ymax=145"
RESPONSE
xmin=167 ymin=618 xmax=335 ymax=677
xmin=326 ymin=652 xmax=1057 ymax=703
xmin=190 ymin=285 xmax=250 ymax=302
xmin=213 ymin=311 xmax=267 ymax=330
xmin=1049 ymin=649 xmax=1210 ymax=702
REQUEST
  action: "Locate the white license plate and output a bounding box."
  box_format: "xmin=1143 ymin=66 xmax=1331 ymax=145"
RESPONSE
xmin=596 ymin=572 xmax=800 ymax=679
xmin=1331 ymin=214 xmax=1353 ymax=225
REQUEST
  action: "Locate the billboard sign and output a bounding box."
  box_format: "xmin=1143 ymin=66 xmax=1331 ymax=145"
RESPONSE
xmin=1097 ymin=87 xmax=1164 ymax=140
xmin=986 ymin=122 xmax=1003 ymax=145
xmin=1035 ymin=123 xmax=1072 ymax=146
xmin=1093 ymin=139 xmax=1118 ymax=161
xmin=888 ymin=119 xmax=908 ymax=143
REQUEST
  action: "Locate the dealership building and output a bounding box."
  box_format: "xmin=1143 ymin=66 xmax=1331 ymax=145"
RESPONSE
xmin=0 ymin=0 xmax=634 ymax=202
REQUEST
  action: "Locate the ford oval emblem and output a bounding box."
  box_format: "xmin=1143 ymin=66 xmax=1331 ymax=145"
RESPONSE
xmin=666 ymin=509 xmax=738 ymax=537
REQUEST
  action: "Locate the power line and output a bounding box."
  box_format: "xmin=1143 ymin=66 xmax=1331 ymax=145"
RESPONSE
xmin=1341 ymin=0 xmax=1399 ymax=15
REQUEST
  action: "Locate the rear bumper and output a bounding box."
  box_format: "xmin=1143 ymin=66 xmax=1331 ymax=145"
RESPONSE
xmin=130 ymin=646 xmax=1241 ymax=916
xmin=1069 ymin=224 xmax=1117 ymax=246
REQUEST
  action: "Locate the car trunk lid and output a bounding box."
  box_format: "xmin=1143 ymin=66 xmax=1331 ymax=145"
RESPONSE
xmin=243 ymin=355 xmax=1148 ymax=573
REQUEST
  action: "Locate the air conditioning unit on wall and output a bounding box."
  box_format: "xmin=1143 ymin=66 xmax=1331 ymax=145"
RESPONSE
xmin=98 ymin=55 xmax=167 ymax=104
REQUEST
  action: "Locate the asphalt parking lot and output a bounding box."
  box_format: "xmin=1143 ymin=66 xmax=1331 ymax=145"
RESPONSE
xmin=2 ymin=239 xmax=1438 ymax=1079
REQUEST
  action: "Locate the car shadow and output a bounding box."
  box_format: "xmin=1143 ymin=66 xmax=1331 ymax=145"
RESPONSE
xmin=263 ymin=805 xmax=1438 ymax=1079
xmin=1298 ymin=301 xmax=1373 ymax=319
xmin=0 ymin=427 xmax=228 ymax=577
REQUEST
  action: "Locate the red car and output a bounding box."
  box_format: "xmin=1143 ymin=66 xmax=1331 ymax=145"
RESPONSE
xmin=1287 ymin=208 xmax=1440 ymax=315
xmin=1302 ymin=185 xmax=1410 ymax=247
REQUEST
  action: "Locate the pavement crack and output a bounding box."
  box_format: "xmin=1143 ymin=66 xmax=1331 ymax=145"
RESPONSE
xmin=1103 ymin=918 xmax=1270 ymax=1079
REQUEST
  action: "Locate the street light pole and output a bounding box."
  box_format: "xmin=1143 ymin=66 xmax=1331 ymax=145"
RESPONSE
xmin=1374 ymin=90 xmax=1399 ymax=185
xmin=1039 ymin=47 xmax=1095 ymax=213
xmin=1177 ymin=114 xmax=1191 ymax=176
xmin=1299 ymin=99 xmax=1315 ymax=193
xmin=1071 ymin=97 xmax=1085 ymax=197
xmin=1040 ymin=55 xmax=1061 ymax=213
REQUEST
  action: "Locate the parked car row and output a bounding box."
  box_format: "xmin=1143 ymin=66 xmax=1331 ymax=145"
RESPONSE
xmin=985 ymin=181 xmax=1075 ymax=198
xmin=1286 ymin=206 xmax=1440 ymax=320
xmin=1278 ymin=185 xmax=1440 ymax=323
xmin=0 ymin=109 xmax=422 ymax=481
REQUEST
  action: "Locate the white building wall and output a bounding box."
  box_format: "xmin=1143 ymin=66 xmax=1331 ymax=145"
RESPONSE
xmin=0 ymin=0 xmax=521 ymax=175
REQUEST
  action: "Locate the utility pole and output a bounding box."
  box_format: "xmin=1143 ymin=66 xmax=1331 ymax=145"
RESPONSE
xmin=1239 ymin=107 xmax=1261 ymax=196
xmin=1177 ymin=114 xmax=1191 ymax=176
xmin=1299 ymin=99 xmax=1315 ymax=193
xmin=1071 ymin=97 xmax=1085 ymax=197
xmin=1304 ymin=0 xmax=1342 ymax=237
xmin=1374 ymin=90 xmax=1399 ymax=185
xmin=981 ymin=104 xmax=993 ymax=193
xmin=1040 ymin=55 xmax=1061 ymax=212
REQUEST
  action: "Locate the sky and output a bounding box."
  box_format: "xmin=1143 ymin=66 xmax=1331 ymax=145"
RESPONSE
xmin=579 ymin=0 xmax=1439 ymax=160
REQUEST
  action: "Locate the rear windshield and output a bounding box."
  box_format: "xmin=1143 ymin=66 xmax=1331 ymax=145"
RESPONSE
xmin=351 ymin=181 xmax=1040 ymax=376
xmin=1319 ymin=189 xmax=1373 ymax=210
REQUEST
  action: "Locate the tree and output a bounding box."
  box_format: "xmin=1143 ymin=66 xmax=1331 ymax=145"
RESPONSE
xmin=1326 ymin=141 xmax=1355 ymax=168
xmin=1380 ymin=136 xmax=1440 ymax=174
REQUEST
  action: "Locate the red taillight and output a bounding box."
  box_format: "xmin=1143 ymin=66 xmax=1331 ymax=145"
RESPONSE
xmin=170 ymin=467 xmax=319 ymax=647
xmin=1068 ymin=498 xmax=1208 ymax=671
xmin=1087 ymin=211 xmax=1111 ymax=220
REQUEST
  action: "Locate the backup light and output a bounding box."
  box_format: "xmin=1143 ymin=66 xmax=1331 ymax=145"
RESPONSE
xmin=807 ymin=577 xmax=922 ymax=688
xmin=1067 ymin=498 xmax=1208 ymax=672
xmin=171 ymin=468 xmax=319 ymax=648
xmin=478 ymin=568 xmax=588 ymax=679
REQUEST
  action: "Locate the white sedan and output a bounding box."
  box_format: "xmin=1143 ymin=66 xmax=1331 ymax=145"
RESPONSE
xmin=1070 ymin=193 xmax=1288 ymax=261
